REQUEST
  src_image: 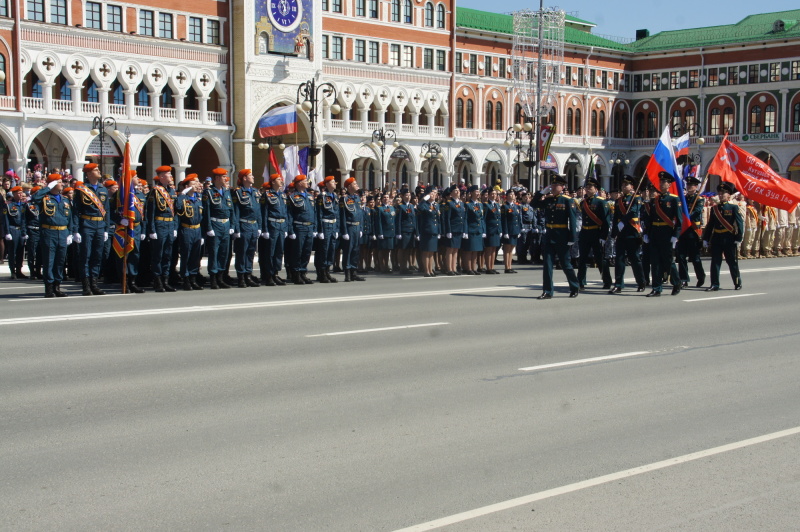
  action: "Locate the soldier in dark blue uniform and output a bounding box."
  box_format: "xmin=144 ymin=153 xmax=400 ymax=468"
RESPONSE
xmin=395 ymin=187 xmax=417 ymax=274
xmin=232 ymin=169 xmax=263 ymax=287
xmin=3 ymin=186 xmax=27 ymax=279
xmin=176 ymin=174 xmax=204 ymax=290
xmin=72 ymin=163 xmax=109 ymax=295
xmin=416 ymin=186 xmax=440 ymax=277
xmin=110 ymin=170 xmax=146 ymax=293
xmin=461 ymin=185 xmax=485 ymax=275
xmin=145 ymin=165 xmax=178 ymax=293
xmin=609 ymin=175 xmax=646 ymax=294
xmin=374 ymin=193 xmax=397 ymax=273
xmin=532 ymin=174 xmax=580 ymax=299
xmin=286 ymin=174 xmax=316 ymax=284
xmin=441 ymin=186 xmax=465 ymax=276
xmin=703 ymin=181 xmax=743 ymax=291
xmin=32 ymin=174 xmax=73 ymax=297
xmin=259 ymin=174 xmax=289 ymax=286
xmin=25 ymin=186 xmax=43 ymax=279
xmin=314 ymin=175 xmax=339 ymax=283
xmin=517 ymin=192 xmax=536 ymax=264
xmin=483 ymin=189 xmax=502 ymax=274
xmin=339 ymin=177 xmax=365 ymax=282
xmin=101 ymin=179 xmax=120 ymax=283
xmin=677 ymin=175 xmax=706 ymax=288
xmin=500 ymin=189 xmax=522 ymax=273
xmin=643 ymin=171 xmax=683 ymax=297
xmin=577 ymin=177 xmax=612 ymax=290
xmin=203 ymin=167 xmax=234 ymax=289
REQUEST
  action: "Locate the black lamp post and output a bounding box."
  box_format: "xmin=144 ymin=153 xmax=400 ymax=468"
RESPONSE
xmin=296 ymin=79 xmax=341 ymax=174
xmin=370 ymin=127 xmax=398 ymax=191
xmin=257 ymin=136 xmax=285 ymax=176
xmin=504 ymin=120 xmax=535 ymax=187
xmin=421 ymin=142 xmax=442 ymax=186
xmin=89 ymin=116 xmax=117 ymax=177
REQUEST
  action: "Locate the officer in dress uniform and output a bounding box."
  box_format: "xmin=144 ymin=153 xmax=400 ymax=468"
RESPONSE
xmin=531 ymin=174 xmax=580 ymax=299
xmin=517 ymin=192 xmax=536 ymax=264
xmin=395 ymin=187 xmax=417 ymax=274
xmin=259 ymin=174 xmax=289 ymax=286
xmin=110 ymin=170 xmax=146 ymax=293
xmin=203 ymin=168 xmax=234 ymax=289
xmin=314 ymin=175 xmax=339 ymax=283
xmin=339 ymin=177 xmax=365 ymax=282
xmin=483 ymin=189 xmax=502 ymax=275
xmin=32 ymin=174 xmax=73 ymax=297
xmin=643 ymin=171 xmax=683 ymax=297
xmin=677 ymin=175 xmax=706 ymax=286
xmin=286 ymin=174 xmax=316 ymax=284
xmin=703 ymin=181 xmax=743 ymax=291
xmin=145 ymin=165 xmax=178 ymax=293
xmin=374 ymin=192 xmax=397 ymax=273
xmin=72 ymin=163 xmax=109 ymax=295
xmin=442 ymin=186 xmax=466 ymax=276
xmin=577 ymin=177 xmax=612 ymax=290
xmin=3 ymin=186 xmax=27 ymax=279
xmin=500 ymin=189 xmax=522 ymax=274
xmin=461 ymin=185 xmax=485 ymax=275
xmin=101 ymin=179 xmax=119 ymax=283
xmin=609 ymin=175 xmax=646 ymax=294
xmin=176 ymin=174 xmax=204 ymax=290
xmin=416 ymin=186 xmax=441 ymax=277
xmin=231 ymin=169 xmax=263 ymax=288
xmin=25 ymin=187 xmax=42 ymax=279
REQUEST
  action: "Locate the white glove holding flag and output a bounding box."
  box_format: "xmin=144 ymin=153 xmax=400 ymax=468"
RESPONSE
xmin=120 ymin=218 xmax=129 ymax=227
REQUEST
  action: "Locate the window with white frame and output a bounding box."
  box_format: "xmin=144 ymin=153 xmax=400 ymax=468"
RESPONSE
xmin=86 ymin=1 xmax=102 ymax=29
xmin=207 ymin=20 xmax=220 ymax=45
xmin=369 ymin=41 xmax=379 ymax=64
xmin=390 ymin=44 xmax=400 ymax=66
xmin=424 ymin=49 xmax=433 ymax=70
xmin=437 ymin=4 xmax=445 ymax=28
xmin=159 ymin=12 xmax=173 ymax=39
xmin=139 ymin=9 xmax=154 ymax=36
xmin=436 ymin=50 xmax=446 ymax=71
xmin=331 ymin=36 xmax=343 ymax=60
xmin=107 ymin=4 xmax=122 ymax=32
xmin=189 ymin=17 xmax=203 ymax=42
xmin=27 ymin=0 xmax=44 ymax=21
xmin=51 ymin=0 xmax=67 ymax=24
xmin=322 ymin=35 xmax=329 ymax=59
xmin=402 ymin=46 xmax=413 ymax=68
xmin=355 ymin=40 xmax=366 ymax=62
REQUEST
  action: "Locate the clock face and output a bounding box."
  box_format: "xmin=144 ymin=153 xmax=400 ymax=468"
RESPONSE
xmin=268 ymin=0 xmax=302 ymax=33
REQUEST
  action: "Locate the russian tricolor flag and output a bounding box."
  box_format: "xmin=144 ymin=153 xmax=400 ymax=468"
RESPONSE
xmin=645 ymin=126 xmax=693 ymax=234
xmin=258 ymin=106 xmax=298 ymax=137
xmin=672 ymin=133 xmax=690 ymax=158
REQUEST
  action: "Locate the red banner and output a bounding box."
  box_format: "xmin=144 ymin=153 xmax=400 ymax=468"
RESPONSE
xmin=539 ymin=124 xmax=554 ymax=162
xmin=706 ymin=136 xmax=800 ymax=211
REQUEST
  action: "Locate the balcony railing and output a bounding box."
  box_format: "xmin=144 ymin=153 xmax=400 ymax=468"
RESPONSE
xmin=82 ymin=102 xmax=101 ymax=114
xmin=52 ymin=99 xmax=73 ymax=114
xmin=0 ymin=95 xmax=15 ymax=109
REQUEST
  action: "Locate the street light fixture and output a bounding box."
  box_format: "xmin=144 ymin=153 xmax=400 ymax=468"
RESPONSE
xmin=296 ymin=79 xmax=341 ymax=173
xmin=89 ymin=116 xmax=117 ymax=177
xmin=421 ymin=142 xmax=442 ymax=186
xmin=371 ymin=127 xmax=398 ymax=191
xmin=257 ymin=136 xmax=286 ymax=176
xmin=504 ymin=120 xmax=536 ymax=186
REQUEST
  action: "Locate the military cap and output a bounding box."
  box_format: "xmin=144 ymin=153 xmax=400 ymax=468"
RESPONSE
xmin=63 ymin=187 xmax=73 ymax=193
xmin=717 ymin=181 xmax=737 ymax=194
xmin=184 ymin=173 xmax=199 ymax=183
xmin=47 ymin=173 xmax=63 ymax=183
xmin=551 ymin=174 xmax=568 ymax=186
xmin=31 ymin=186 xmax=41 ymax=193
xmin=621 ymin=174 xmax=638 ymax=186
xmin=10 ymin=185 xmax=22 ymax=192
xmin=584 ymin=176 xmax=600 ymax=189
xmin=467 ymin=184 xmax=479 ymax=193
xmin=685 ymin=176 xmax=701 ymax=186
xmin=658 ymin=171 xmax=675 ymax=182
xmin=103 ymin=180 xmax=118 ymax=188
xmin=211 ymin=168 xmax=228 ymax=176
xmin=399 ymin=187 xmax=410 ymax=195
xmin=344 ymin=177 xmax=357 ymax=187
xmin=293 ymin=174 xmax=308 ymax=184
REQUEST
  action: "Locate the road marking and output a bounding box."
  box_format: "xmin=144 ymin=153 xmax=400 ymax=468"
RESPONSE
xmin=0 ymin=286 xmax=522 ymax=326
xmin=394 ymin=425 xmax=800 ymax=532
xmin=684 ymin=293 xmax=765 ymax=302
xmin=11 ymin=293 xmax=128 ymax=302
xmin=519 ymin=351 xmax=652 ymax=372
xmin=307 ymin=322 xmax=449 ymax=337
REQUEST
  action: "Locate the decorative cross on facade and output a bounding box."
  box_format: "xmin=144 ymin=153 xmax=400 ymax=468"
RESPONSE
xmin=42 ymin=57 xmax=55 ymax=72
xmin=362 ymin=89 xmax=370 ymax=99
xmin=176 ymin=71 xmax=187 ymax=84
xmin=343 ymin=87 xmax=353 ymax=98
xmin=380 ymin=90 xmax=388 ymax=100
xmin=152 ymin=69 xmax=162 ymax=81
xmin=200 ymin=74 xmax=210 ymax=87
xmin=397 ymin=93 xmax=405 ymax=101
xmin=126 ymin=66 xmax=137 ymax=79
xmin=71 ymin=61 xmax=83 ymax=74
xmin=99 ymin=64 xmax=111 ymax=77
xmin=413 ymin=93 xmax=421 ymax=104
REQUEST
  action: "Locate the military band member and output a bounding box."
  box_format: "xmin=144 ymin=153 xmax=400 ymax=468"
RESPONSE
xmin=339 ymin=177 xmax=365 ymax=282
xmin=500 ymin=189 xmax=522 ymax=273
xmin=314 ymin=175 xmax=339 ymax=283
xmin=610 ymin=175 xmax=646 ymax=294
xmin=374 ymin=193 xmax=397 ymax=273
xmin=146 ymin=165 xmax=178 ymax=293
xmin=231 ymin=169 xmax=262 ymax=288
xmin=32 ymin=174 xmax=73 ymax=297
xmin=73 ymin=163 xmax=110 ymax=295
xmin=442 ymin=185 xmax=466 ymax=275
xmin=676 ymin=175 xmax=706 ymax=285
xmin=25 ymin=186 xmax=42 ymax=279
xmin=203 ymin=168 xmax=234 ymax=289
xmin=532 ymin=174 xmax=580 ymax=299
xmin=259 ymin=174 xmax=289 ymax=286
xmin=286 ymin=174 xmax=316 ymax=284
xmin=3 ymin=185 xmax=27 ymax=279
xmin=110 ymin=170 xmax=146 ymax=293
xmin=643 ymin=172 xmax=683 ymax=297
xmin=703 ymin=181 xmax=743 ymax=291
xmin=176 ymin=174 xmax=204 ymax=290
xmin=577 ymin=177 xmax=612 ymax=290
xmin=395 ymin=187 xmax=417 ymax=274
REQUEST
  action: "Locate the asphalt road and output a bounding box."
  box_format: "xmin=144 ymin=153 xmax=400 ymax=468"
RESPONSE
xmin=2 ymin=257 xmax=799 ymax=531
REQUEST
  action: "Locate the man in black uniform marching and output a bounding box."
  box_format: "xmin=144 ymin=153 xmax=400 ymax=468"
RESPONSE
xmin=703 ymin=181 xmax=743 ymax=291
xmin=643 ymin=171 xmax=683 ymax=297
xmin=577 ymin=176 xmax=612 ymax=290
xmin=609 ymin=175 xmax=646 ymax=294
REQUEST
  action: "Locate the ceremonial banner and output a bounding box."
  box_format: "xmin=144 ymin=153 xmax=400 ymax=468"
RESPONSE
xmin=539 ymin=123 xmax=554 ymax=162
xmin=258 ymin=106 xmax=298 ymax=137
xmin=645 ymin=126 xmax=692 ymax=234
xmin=706 ymin=136 xmax=800 ymax=211
xmin=112 ymin=142 xmax=135 ymax=258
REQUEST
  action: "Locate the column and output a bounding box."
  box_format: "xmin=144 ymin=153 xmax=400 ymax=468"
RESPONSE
xmin=219 ymin=97 xmax=228 ymax=124
xmin=343 ymin=105 xmax=351 ymax=132
xmin=558 ymin=92 xmax=566 ymax=142
xmin=98 ymin=88 xmax=109 ymax=117
xmin=173 ymin=164 xmax=189 ymax=183
xmin=175 ymin=94 xmax=185 ymax=122
xmin=150 ymin=92 xmax=160 ymax=122
xmin=360 ymin=107 xmax=368 ymax=133
xmin=737 ymin=91 xmax=746 ymax=135
xmin=409 ymin=170 xmax=420 ymax=191
xmin=42 ymin=82 xmax=54 ymax=114
xmin=477 ymin=84 xmax=485 ymax=138
xmin=71 ymin=83 xmax=81 ymax=117
xmin=378 ymin=108 xmax=386 ymax=129
xmin=394 ymin=110 xmax=402 ymax=132
xmin=660 ymin=96 xmax=669 ymax=132
xmin=125 ymin=89 xmax=136 ymax=120
xmin=200 ymin=95 xmax=210 ymax=125
xmin=583 ymin=94 xmax=591 ymax=142
xmin=411 ymin=111 xmax=420 ymax=136
xmin=779 ymin=89 xmax=789 ymax=133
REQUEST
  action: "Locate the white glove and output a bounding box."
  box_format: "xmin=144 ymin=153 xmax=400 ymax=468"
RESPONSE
xmin=334 ymin=233 xmax=339 ymax=239
xmin=73 ymin=232 xmax=82 ymax=244
xmin=104 ymin=232 xmax=108 ymax=242
xmin=617 ymin=222 xmax=625 ymax=231
xmin=206 ymin=230 xmax=215 ymax=237
xmin=3 ymin=234 xmax=11 ymax=241
xmin=180 ymin=187 xmax=189 ymax=195
xmin=317 ymin=232 xmax=325 ymax=240
xmin=234 ymin=232 xmax=241 ymax=239
xmin=284 ymin=232 xmax=288 ymax=237
xmin=140 ymin=234 xmax=146 ymax=241
xmin=703 ymin=240 xmax=709 ymax=249
xmin=200 ymin=238 xmax=205 ymax=246
xmin=437 ymin=235 xmax=441 ymax=239
xmin=23 ymin=235 xmax=29 ymax=241
xmin=447 ymin=233 xmax=452 ymax=239
xmin=671 ymin=236 xmax=678 ymax=247
xmin=567 ymin=241 xmax=574 ymax=246
xmin=343 ymin=234 xmax=350 ymax=241
xmin=462 ymin=233 xmax=468 ymax=239
xmin=643 ymin=235 xmax=649 ymax=244
xmin=521 ymin=228 xmax=529 ymax=233
xmin=289 ymin=233 xmax=297 ymax=240
xmin=371 ymin=235 xmax=377 ymax=241
xmin=359 ymin=231 xmax=363 ymax=238
xmin=539 ymin=186 xmax=551 ymax=195
xmin=481 ymin=233 xmax=486 ymax=238
xmin=120 ymin=218 xmax=129 ymax=227
xmin=534 ymin=228 xmax=540 ymax=233
xmin=229 ymin=228 xmax=234 ymax=235
xmin=396 ymin=234 xmax=402 ymax=240
xmin=47 ymin=179 xmax=59 ymax=191
xmin=313 ymin=232 xmax=318 ymax=238
xmin=260 ymin=232 xmax=270 ymax=240
xmin=257 ymin=230 xmax=262 ymax=237
xmin=66 ymin=235 xmax=73 ymax=245
xmin=173 ymin=230 xmax=177 ymax=238
xmin=378 ymin=235 xmax=384 ymax=240
xmin=415 ymin=235 xmax=420 ymax=241
xmin=149 ymin=233 xmax=157 ymax=240
xmin=503 ymin=234 xmax=509 ymax=239
xmin=599 ymin=239 xmax=606 ymax=245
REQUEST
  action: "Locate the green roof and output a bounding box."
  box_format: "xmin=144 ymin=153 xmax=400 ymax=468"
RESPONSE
xmin=456 ymin=7 xmax=628 ymax=51
xmin=627 ymin=9 xmax=800 ymax=51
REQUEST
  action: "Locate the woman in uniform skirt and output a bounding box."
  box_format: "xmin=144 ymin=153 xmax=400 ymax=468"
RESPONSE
xmin=462 ymin=185 xmax=485 ymax=275
xmin=374 ymin=193 xmax=396 ymax=273
xmin=501 ymin=189 xmax=523 ymax=273
xmin=483 ymin=188 xmax=502 ymax=274
xmin=442 ymin=186 xmax=466 ymax=275
xmin=416 ymin=186 xmax=440 ymax=277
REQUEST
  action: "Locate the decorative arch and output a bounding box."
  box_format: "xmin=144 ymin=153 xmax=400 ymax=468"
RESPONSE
xmin=24 ymin=123 xmax=80 ymax=164
xmin=133 ymin=129 xmax=183 ymax=166
xmin=632 ymin=99 xmax=659 ymax=138
xmin=746 ymin=92 xmax=779 ymax=134
xmin=707 ymin=95 xmax=737 ymax=136
xmin=0 ymin=122 xmax=22 ymax=162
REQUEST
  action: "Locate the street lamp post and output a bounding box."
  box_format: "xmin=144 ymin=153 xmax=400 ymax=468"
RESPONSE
xmin=370 ymin=127 xmax=398 ymax=191
xmin=257 ymin=137 xmax=286 ymax=176
xmin=89 ymin=116 xmax=117 ymax=177
xmin=504 ymin=121 xmax=535 ymax=187
xmin=610 ymin=151 xmax=630 ymax=189
xmin=296 ymin=79 xmax=341 ymax=176
xmin=421 ymin=142 xmax=442 ymax=187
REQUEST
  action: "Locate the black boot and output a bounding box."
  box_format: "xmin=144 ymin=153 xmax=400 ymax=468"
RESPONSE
xmin=82 ymin=278 xmax=92 ymax=296
xmin=183 ymin=277 xmax=194 ymax=291
xmin=44 ymin=283 xmax=55 ymax=298
xmin=273 ymin=274 xmax=286 ymax=286
xmin=209 ymin=272 xmax=219 ymax=289
xmin=153 ymin=276 xmax=165 ymax=293
xmin=300 ymin=272 xmax=314 ymax=284
xmin=53 ymin=282 xmax=68 ymax=297
xmin=217 ymin=272 xmax=231 ymax=289
xmin=262 ymin=274 xmax=275 ymax=287
xmin=292 ymin=271 xmax=305 ymax=285
xmin=89 ymin=277 xmax=106 ymax=295
xmin=128 ymin=278 xmax=145 ymax=294
xmin=245 ymin=273 xmax=260 ymax=287
xmin=325 ymin=267 xmax=338 ymax=283
xmin=16 ymin=270 xmax=28 ymax=279
xmin=344 ymin=269 xmax=352 ymax=282
xmin=190 ymin=275 xmax=203 ymax=290
xmin=316 ymin=269 xmax=329 ymax=283
xmin=162 ymin=275 xmax=177 ymax=292
xmin=237 ymin=274 xmax=247 ymax=288
xmin=351 ymin=269 xmax=366 ymax=282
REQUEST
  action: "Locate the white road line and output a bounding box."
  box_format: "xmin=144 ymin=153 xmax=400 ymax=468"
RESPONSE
xmin=12 ymin=293 xmax=129 ymax=302
xmin=394 ymin=425 xmax=800 ymax=532
xmin=684 ymin=293 xmax=765 ymax=302
xmin=306 ymin=322 xmax=449 ymax=338
xmin=519 ymin=351 xmax=652 ymax=372
xmin=0 ymin=286 xmax=522 ymax=326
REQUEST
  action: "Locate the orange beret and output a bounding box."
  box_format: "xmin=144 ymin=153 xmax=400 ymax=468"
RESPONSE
xmin=82 ymin=163 xmax=98 ymax=172
xmin=288 ymin=181 xmax=295 ymax=188
xmin=31 ymin=186 xmax=41 ymax=193
xmin=293 ymin=174 xmax=307 ymax=183
xmin=261 ymin=181 xmax=272 ymax=188
xmin=104 ymin=180 xmax=118 ymax=188
xmin=10 ymin=186 xmax=22 ymax=192
xmin=344 ymin=177 xmax=356 ymax=187
xmin=126 ymin=170 xmax=137 ymax=179
xmin=63 ymin=187 xmax=73 ymax=193
xmin=212 ymin=168 xmax=227 ymax=176
xmin=324 ymin=175 xmax=335 ymax=182
xmin=155 ymin=165 xmax=172 ymax=173
xmin=73 ymin=180 xmax=84 ymax=188
xmin=47 ymin=174 xmax=63 ymax=183
xmin=184 ymin=173 xmax=199 ymax=183
xmin=317 ymin=180 xmax=326 ymax=188
xmin=237 ymin=169 xmax=252 ymax=179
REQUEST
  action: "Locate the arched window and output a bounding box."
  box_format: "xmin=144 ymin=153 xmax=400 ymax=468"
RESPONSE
xmin=437 ymin=4 xmax=445 ymax=28
xmin=111 ymin=82 xmax=124 ymax=105
xmin=84 ymin=80 xmax=99 ymax=103
xmin=515 ymin=103 xmax=524 ymax=125
xmin=56 ymin=74 xmax=71 ymax=101
xmin=749 ymin=105 xmax=762 ymax=134
xmin=456 ymin=98 xmax=464 ymax=128
xmin=671 ymin=109 xmax=682 ymax=135
xmin=723 ymin=107 xmax=735 ymax=134
xmin=793 ymin=102 xmax=800 ymax=132
xmin=647 ymin=111 xmax=657 ymax=137
xmin=613 ymin=110 xmax=628 ymax=138
xmin=404 ymin=0 xmax=412 ymax=24
xmin=566 ymin=108 xmax=573 ymax=135
xmin=591 ymin=110 xmax=598 ymax=137
xmin=259 ymin=33 xmax=268 ymax=54
xmin=391 ymin=0 xmax=400 ymax=22
xmin=486 ymin=101 xmax=493 ymax=130
xmin=599 ymin=110 xmax=606 ymax=136
xmin=685 ymin=109 xmax=695 ymax=130
xmin=575 ymin=108 xmax=582 ymax=135
xmin=424 ymin=2 xmax=434 ymax=27
xmin=137 ymin=85 xmax=150 ymax=107
xmin=466 ymin=99 xmax=474 ymax=129
xmin=0 ymin=55 xmax=6 ymax=96
xmin=161 ymin=86 xmax=174 ymax=109
xmin=764 ymin=104 xmax=776 ymax=133
xmin=710 ymin=108 xmax=721 ymax=135
xmin=634 ymin=112 xmax=645 ymax=138
xmin=495 ymin=102 xmax=503 ymax=131
xmin=25 ymin=71 xmax=43 ymax=98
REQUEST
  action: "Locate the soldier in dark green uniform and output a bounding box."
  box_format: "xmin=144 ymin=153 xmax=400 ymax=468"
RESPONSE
xmin=703 ymin=181 xmax=743 ymax=291
xmin=677 ymin=175 xmax=706 ymax=287
xmin=32 ymin=175 xmax=73 ymax=297
xmin=643 ymin=171 xmax=683 ymax=297
xmin=531 ymin=174 xmax=580 ymax=299
xmin=609 ymin=175 xmax=646 ymax=294
xmin=577 ymin=177 xmax=612 ymax=290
